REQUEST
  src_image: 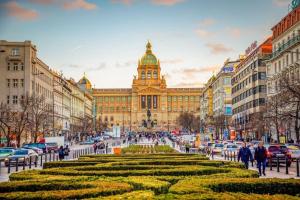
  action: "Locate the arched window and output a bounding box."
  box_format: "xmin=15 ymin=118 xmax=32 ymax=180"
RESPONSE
xmin=147 ymin=71 xmax=152 ymax=79
xmin=153 ymin=70 xmax=158 ymax=79
xmin=141 ymin=71 xmax=145 ymax=79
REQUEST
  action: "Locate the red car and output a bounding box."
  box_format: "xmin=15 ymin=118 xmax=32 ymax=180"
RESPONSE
xmin=266 ymin=144 xmax=292 ymax=167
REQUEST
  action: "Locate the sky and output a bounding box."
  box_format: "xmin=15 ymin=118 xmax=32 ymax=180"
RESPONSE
xmin=0 ymin=0 xmax=292 ymax=88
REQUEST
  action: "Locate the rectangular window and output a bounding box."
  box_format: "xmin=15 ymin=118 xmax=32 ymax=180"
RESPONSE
xmin=20 ymin=79 xmax=24 ymax=87
xmin=167 ymin=96 xmax=171 ymax=102
xmin=122 ymin=97 xmax=126 ymax=102
xmin=110 ymin=97 xmax=114 ymax=103
xmin=11 ymin=48 xmax=20 ymax=56
xmin=13 ymin=79 xmax=18 ymax=88
xmin=141 ymin=95 xmax=146 ymax=109
xmin=20 ymin=63 xmax=24 ymax=71
xmin=12 ymin=95 xmax=18 ymax=104
xmin=7 ymin=63 xmax=10 ymax=71
xmin=153 ymin=95 xmax=157 ymax=109
xmin=173 ymin=96 xmax=177 ymax=102
xmin=13 ymin=63 xmax=18 ymax=71
xmin=98 ymin=97 xmax=103 ymax=102
xmin=7 ymin=96 xmax=10 ymax=104
xmin=147 ymin=95 xmax=152 ymax=109
xmin=7 ymin=79 xmax=10 ymax=87
xmin=185 ymin=96 xmax=189 ymax=102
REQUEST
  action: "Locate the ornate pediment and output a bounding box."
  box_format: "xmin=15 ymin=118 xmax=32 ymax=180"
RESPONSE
xmin=137 ymin=87 xmax=161 ymax=94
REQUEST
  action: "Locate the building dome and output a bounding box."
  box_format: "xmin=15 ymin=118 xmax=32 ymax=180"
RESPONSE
xmin=140 ymin=41 xmax=159 ymax=66
xmin=78 ymin=73 xmax=92 ymax=90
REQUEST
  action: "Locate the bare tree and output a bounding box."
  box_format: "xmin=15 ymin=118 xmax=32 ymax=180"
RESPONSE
xmin=28 ymin=95 xmax=51 ymax=143
xmin=0 ymin=103 xmax=13 ymax=146
xmin=278 ymin=73 xmax=300 ymax=142
xmin=10 ymin=96 xmax=31 ymax=147
xmin=177 ymin=112 xmax=199 ymax=132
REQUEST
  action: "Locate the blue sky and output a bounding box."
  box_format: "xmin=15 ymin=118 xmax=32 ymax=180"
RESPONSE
xmin=0 ymin=0 xmax=291 ymax=88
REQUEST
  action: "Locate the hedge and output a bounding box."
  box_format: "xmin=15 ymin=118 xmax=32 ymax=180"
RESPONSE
xmin=169 ymin=177 xmax=300 ymax=195
xmin=121 ymin=145 xmax=177 ymax=154
xmin=87 ymin=191 xmax=155 ymax=200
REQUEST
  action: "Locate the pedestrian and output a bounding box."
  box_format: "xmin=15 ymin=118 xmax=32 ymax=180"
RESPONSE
xmin=64 ymin=145 xmax=70 ymax=158
xmin=58 ymin=146 xmax=64 ymax=161
xmin=185 ymin=143 xmax=190 ymax=153
xmin=238 ymin=142 xmax=253 ymax=169
xmin=254 ymin=141 xmax=267 ymax=176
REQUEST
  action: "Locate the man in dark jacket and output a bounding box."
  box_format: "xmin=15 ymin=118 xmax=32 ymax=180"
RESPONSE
xmin=254 ymin=142 xmax=267 ymax=176
xmin=238 ymin=142 xmax=253 ymax=169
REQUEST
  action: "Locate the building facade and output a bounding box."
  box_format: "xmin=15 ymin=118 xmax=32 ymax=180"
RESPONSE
xmin=267 ymin=4 xmax=300 ymax=142
xmin=92 ymin=42 xmax=202 ymax=132
xmin=211 ymin=59 xmax=239 ymax=139
xmin=231 ymin=39 xmax=272 ymax=140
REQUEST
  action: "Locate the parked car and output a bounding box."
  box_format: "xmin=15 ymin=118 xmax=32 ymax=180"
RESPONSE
xmin=0 ymin=148 xmax=15 ymax=160
xmin=23 ymin=147 xmax=43 ymax=155
xmin=266 ymin=144 xmax=292 ymax=167
xmin=222 ymin=144 xmax=238 ymax=156
xmin=286 ymin=144 xmax=300 ymax=160
xmin=4 ymin=149 xmax=38 ymax=166
xmin=45 ymin=142 xmax=58 ymax=153
xmin=211 ymin=143 xmax=224 ymax=155
xmin=23 ymin=143 xmax=47 ymax=153
xmin=80 ymin=139 xmax=94 ymax=145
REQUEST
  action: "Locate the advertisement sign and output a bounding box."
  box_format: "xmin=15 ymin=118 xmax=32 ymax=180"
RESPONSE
xmin=230 ymin=130 xmax=236 ymax=140
xmin=224 ymin=106 xmax=232 ymax=116
xmin=222 ymin=66 xmax=234 ymax=73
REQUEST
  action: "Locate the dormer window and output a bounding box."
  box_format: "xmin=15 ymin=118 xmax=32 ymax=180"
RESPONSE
xmin=147 ymin=71 xmax=152 ymax=79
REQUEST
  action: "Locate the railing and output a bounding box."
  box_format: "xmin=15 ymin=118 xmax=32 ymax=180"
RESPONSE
xmin=272 ymin=35 xmax=300 ymax=60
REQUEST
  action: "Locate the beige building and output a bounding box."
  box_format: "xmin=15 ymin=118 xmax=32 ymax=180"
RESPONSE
xmin=231 ymin=38 xmax=272 ymax=140
xmin=92 ymin=42 xmax=202 ymax=132
xmin=267 ymin=5 xmax=300 ymax=142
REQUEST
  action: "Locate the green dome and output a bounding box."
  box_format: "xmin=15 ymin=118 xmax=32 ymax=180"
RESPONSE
xmin=140 ymin=41 xmax=159 ymax=66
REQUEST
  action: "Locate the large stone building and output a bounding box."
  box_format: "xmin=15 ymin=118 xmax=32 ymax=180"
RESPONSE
xmin=92 ymin=42 xmax=202 ymax=132
xmin=267 ymin=3 xmax=300 ymax=142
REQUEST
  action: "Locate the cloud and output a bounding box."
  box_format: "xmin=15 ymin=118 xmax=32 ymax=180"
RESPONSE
xmin=111 ymin=0 xmax=135 ymax=5
xmin=115 ymin=60 xmax=136 ymax=68
xmin=205 ymin=43 xmax=233 ymax=54
xmin=63 ymin=0 xmax=97 ymax=10
xmin=71 ymin=45 xmax=83 ymax=53
xmin=227 ymin=27 xmax=241 ymax=37
xmin=87 ymin=62 xmax=107 ymax=71
xmin=160 ymin=59 xmax=183 ymax=64
xmin=172 ymin=81 xmax=205 ymax=88
xmin=195 ymin=29 xmax=212 ymax=38
xmin=28 ymin=0 xmax=56 ymax=5
xmin=173 ymin=66 xmax=220 ymax=79
xmin=151 ymin=0 xmax=185 ymax=6
xmin=4 ymin=1 xmax=39 ymax=21
xmin=199 ymin=18 xmax=216 ymax=27
xmin=273 ymin=0 xmax=290 ymax=7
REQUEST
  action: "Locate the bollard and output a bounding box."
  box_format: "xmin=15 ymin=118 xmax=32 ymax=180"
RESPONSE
xmin=285 ymin=156 xmax=289 ymax=175
xmin=234 ymin=152 xmax=236 ymax=162
xmin=23 ymin=157 xmax=26 ymax=170
xmin=35 ymin=156 xmax=38 ymax=167
xmin=224 ymin=152 xmax=226 ymax=160
xmin=49 ymin=152 xmax=51 ymax=162
xmin=230 ymin=152 xmax=232 ymax=161
xmin=211 ymin=151 xmax=214 ymax=160
xmin=40 ymin=154 xmax=43 ymax=167
xmin=45 ymin=153 xmax=47 ymax=163
xmin=7 ymin=159 xmax=11 ymax=173
xmin=270 ymin=158 xmax=272 ymax=171
xmin=29 ymin=156 xmax=32 ymax=169
xmin=16 ymin=158 xmax=19 ymax=172
xmin=297 ymin=158 xmax=299 ymax=177
xmin=251 ymin=160 xmax=254 ymax=167
xmin=277 ymin=156 xmax=280 ymax=172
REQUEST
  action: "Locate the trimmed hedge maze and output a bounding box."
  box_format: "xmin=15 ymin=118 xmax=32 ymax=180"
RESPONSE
xmin=1 ymin=146 xmax=300 ymax=199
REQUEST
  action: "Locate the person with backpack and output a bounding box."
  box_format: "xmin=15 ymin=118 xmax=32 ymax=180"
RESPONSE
xmin=58 ymin=146 xmax=64 ymax=161
xmin=254 ymin=141 xmax=267 ymax=176
xmin=238 ymin=142 xmax=253 ymax=169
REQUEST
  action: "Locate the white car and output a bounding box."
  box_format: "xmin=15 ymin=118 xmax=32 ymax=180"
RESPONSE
xmin=222 ymin=144 xmax=239 ymax=157
xmin=286 ymin=145 xmax=300 ymax=160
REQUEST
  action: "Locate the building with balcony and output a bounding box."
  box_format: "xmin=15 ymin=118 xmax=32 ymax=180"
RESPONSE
xmin=267 ymin=4 xmax=300 ymax=142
